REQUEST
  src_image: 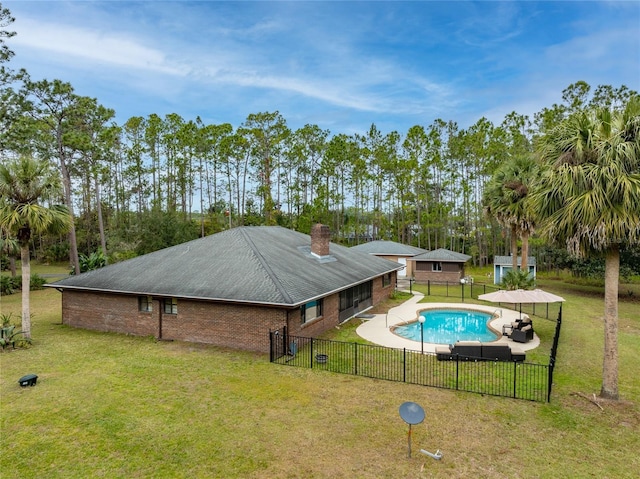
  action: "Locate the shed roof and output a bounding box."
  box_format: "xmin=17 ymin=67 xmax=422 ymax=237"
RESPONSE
xmin=47 ymin=226 xmax=402 ymax=307
xmin=494 ymin=256 xmax=537 ymax=266
xmin=351 ymin=240 xmax=427 ymax=256
xmin=409 ymin=248 xmax=471 ymax=262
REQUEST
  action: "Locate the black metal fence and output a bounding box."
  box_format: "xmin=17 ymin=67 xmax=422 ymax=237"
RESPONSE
xmin=270 ymin=307 xmax=562 ymax=402
xmin=417 ymin=280 xmax=563 ymax=320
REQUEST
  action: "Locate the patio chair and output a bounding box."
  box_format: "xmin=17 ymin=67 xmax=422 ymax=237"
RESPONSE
xmin=502 ymin=317 xmax=532 ymax=336
xmin=509 ymin=324 xmax=534 ymax=343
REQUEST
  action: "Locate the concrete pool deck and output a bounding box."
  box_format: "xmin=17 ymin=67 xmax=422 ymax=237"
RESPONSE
xmin=355 ymin=291 xmax=540 ymax=354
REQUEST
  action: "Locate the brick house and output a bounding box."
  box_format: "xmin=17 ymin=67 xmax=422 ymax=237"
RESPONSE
xmin=47 ymin=225 xmax=401 ymax=353
xmin=351 ymin=240 xmax=427 ymax=278
xmin=407 ymin=248 xmax=471 ymax=283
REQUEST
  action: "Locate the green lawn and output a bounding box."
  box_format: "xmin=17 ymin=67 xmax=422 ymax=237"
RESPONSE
xmin=1 ymin=265 xmax=639 ymax=478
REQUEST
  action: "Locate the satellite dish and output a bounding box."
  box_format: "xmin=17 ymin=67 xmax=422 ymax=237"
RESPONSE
xmin=399 ymin=402 xmax=425 ymax=457
xmin=399 ymin=401 xmax=425 ymax=425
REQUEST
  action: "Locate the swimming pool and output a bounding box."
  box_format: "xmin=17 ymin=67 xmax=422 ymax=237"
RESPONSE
xmin=392 ymin=308 xmax=498 ymax=344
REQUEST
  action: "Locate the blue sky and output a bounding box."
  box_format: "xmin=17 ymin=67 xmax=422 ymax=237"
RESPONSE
xmin=5 ymin=1 xmax=639 ymax=135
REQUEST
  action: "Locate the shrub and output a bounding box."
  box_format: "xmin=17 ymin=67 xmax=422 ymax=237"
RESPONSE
xmin=0 ymin=274 xmax=47 ymax=294
xmin=69 ymin=251 xmax=108 ymax=275
xmin=30 ymin=274 xmax=47 ymax=290
xmin=500 ymin=269 xmax=535 ymax=290
xmin=0 ymin=275 xmax=19 ymax=295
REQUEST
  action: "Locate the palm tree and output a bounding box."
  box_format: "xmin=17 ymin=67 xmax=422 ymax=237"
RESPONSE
xmin=504 ymin=155 xmax=538 ymax=273
xmin=0 ymin=229 xmax=19 ymax=276
xmin=0 ymin=156 xmax=71 ymax=339
xmin=532 ymin=96 xmax=640 ymax=400
xmin=484 ymin=155 xmax=538 ymax=273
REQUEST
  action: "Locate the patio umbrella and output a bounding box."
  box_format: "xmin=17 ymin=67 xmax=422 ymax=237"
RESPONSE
xmin=478 ymin=289 xmax=565 ymax=318
xmin=478 ymin=289 xmax=565 ymax=304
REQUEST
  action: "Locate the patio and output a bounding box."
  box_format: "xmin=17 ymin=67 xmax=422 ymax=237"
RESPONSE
xmin=355 ymin=291 xmax=541 ymax=353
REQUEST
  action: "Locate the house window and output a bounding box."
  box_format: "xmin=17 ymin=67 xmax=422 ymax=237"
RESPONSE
xmin=138 ymin=296 xmax=153 ymax=312
xmin=301 ymin=299 xmax=323 ymax=324
xmin=382 ymin=273 xmax=392 ymax=287
xmin=163 ymin=298 xmax=178 ymax=314
xmin=432 ymin=262 xmax=442 ymax=272
xmin=339 ymin=281 xmax=372 ymax=313
xmin=339 ymin=289 xmax=353 ymax=312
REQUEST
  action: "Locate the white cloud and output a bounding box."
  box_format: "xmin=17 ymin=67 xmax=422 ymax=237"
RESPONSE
xmin=12 ymin=17 xmax=186 ymax=76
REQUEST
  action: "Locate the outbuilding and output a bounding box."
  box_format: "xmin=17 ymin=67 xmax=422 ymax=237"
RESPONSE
xmin=351 ymin=240 xmax=427 ymax=278
xmin=407 ymin=248 xmax=471 ymax=283
xmin=493 ymin=256 xmax=536 ymax=284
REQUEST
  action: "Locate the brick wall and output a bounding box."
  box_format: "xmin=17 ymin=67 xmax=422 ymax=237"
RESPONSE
xmin=60 ymin=275 xmax=395 ymax=353
xmin=62 ymin=291 xmax=288 ymax=352
xmin=412 ymin=261 xmax=464 ymax=283
xmin=373 ymin=271 xmax=396 ymax=305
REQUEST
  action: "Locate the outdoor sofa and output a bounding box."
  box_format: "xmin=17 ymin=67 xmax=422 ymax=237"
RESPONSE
xmin=435 ymin=340 xmax=525 ymax=362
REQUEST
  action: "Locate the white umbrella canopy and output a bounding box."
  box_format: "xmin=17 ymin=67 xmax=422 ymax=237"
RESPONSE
xmin=478 ymin=289 xmax=565 ymax=304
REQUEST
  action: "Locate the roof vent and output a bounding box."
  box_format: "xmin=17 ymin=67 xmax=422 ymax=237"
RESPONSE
xmin=311 ymin=224 xmax=331 ymax=257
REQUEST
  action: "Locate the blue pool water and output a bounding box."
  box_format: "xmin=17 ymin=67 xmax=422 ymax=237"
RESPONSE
xmin=393 ymin=309 xmax=497 ymax=344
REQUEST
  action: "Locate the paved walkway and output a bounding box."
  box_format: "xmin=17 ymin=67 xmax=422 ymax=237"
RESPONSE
xmin=355 ymin=291 xmax=540 ymax=353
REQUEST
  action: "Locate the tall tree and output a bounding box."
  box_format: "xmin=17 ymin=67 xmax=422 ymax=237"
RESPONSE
xmin=69 ymin=97 xmax=116 ymax=260
xmin=532 ymin=95 xmax=640 ymax=400
xmin=0 ymin=156 xmax=71 ymax=338
xmin=242 ymin=111 xmax=289 ymax=225
xmin=219 ymin=129 xmax=252 ymax=227
xmin=0 ymin=3 xmax=28 ymax=155
xmin=22 ymin=79 xmax=84 ymax=273
xmin=0 ymin=3 xmax=16 ymax=63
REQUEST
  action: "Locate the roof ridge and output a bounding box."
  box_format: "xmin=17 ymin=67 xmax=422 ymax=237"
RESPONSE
xmin=238 ymin=227 xmax=293 ymax=304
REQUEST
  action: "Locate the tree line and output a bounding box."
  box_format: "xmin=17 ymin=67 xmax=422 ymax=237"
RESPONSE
xmin=0 ymin=3 xmax=637 ymax=277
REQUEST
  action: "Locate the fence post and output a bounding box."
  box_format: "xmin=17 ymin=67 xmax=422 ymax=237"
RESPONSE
xmin=269 ymin=331 xmax=273 ymax=362
xmin=354 ymin=342 xmax=358 ymax=375
xmin=428 ymin=280 xmax=431 ymax=296
xmin=310 ymin=338 xmax=314 ymax=368
xmin=513 ymin=361 xmax=518 ymax=399
xmin=403 ymin=349 xmax=407 ymax=383
xmin=547 ymin=358 xmax=554 ymax=402
xmin=455 ymin=355 xmax=459 ymax=390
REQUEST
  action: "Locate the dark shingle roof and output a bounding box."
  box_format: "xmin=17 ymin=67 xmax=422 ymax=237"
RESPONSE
xmin=48 ymin=226 xmax=402 ymax=307
xmin=410 ymin=248 xmax=471 ymax=262
xmin=351 ymin=240 xmax=427 ymax=256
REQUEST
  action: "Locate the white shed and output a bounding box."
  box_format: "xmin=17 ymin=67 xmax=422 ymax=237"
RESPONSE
xmin=493 ymin=256 xmax=536 ymax=284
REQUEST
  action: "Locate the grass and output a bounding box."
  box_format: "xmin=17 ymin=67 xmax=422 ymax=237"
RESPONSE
xmin=1 ymin=264 xmax=639 ymax=478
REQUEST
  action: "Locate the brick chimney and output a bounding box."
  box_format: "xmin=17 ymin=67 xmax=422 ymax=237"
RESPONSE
xmin=311 ymin=224 xmax=331 ymax=257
